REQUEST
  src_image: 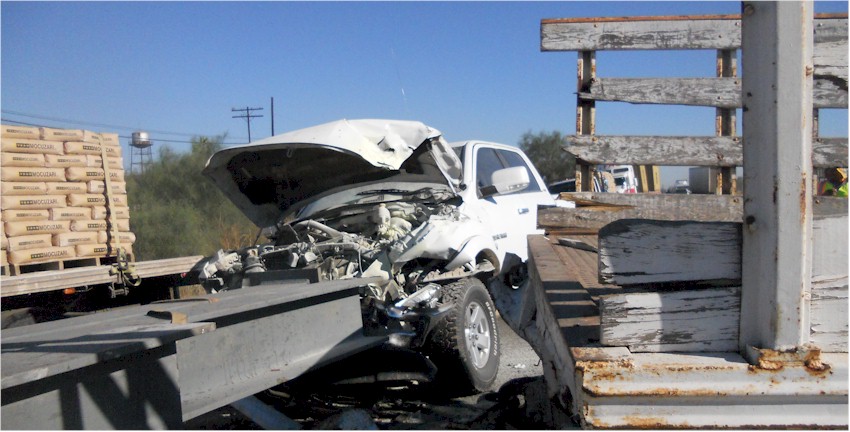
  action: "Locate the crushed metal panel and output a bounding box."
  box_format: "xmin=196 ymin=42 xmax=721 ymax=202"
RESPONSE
xmin=1 ymin=322 xmax=213 ymax=429
xmin=202 ymin=119 xmax=463 ymax=228
xmin=176 ymin=288 xmax=381 ymax=421
xmin=2 ymin=278 xmax=385 ymax=428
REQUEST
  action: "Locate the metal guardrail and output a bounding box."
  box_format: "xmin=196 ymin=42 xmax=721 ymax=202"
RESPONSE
xmin=1 ymin=276 xmax=386 ymax=429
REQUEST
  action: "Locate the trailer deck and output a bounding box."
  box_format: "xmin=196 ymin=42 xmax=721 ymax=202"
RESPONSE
xmin=520 ymin=234 xmax=848 ymax=428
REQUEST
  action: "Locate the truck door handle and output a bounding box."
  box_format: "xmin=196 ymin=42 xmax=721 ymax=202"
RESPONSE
xmin=517 ymin=208 xmax=529 ymax=215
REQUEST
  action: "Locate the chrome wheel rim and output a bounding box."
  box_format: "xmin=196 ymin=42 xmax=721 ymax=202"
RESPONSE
xmin=464 ymin=301 xmax=491 ymax=369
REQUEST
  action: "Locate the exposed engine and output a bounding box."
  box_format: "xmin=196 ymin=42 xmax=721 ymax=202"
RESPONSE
xmin=199 ymin=201 xmax=481 ymax=304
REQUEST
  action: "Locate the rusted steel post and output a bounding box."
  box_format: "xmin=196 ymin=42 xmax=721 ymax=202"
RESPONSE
xmin=740 ymin=1 xmax=814 ymax=354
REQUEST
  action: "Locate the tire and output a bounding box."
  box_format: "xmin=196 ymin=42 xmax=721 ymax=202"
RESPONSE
xmin=427 ymin=278 xmax=500 ymax=394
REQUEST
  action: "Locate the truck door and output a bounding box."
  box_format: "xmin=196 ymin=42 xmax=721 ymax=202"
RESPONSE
xmin=473 ymin=146 xmax=549 ymax=262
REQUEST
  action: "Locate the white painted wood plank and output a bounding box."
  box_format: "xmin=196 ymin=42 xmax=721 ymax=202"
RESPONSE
xmin=565 ymin=135 xmax=847 ymax=168
xmin=581 ymin=78 xmax=740 ymax=108
xmin=814 ymin=38 xmax=849 ymax=81
xmin=600 ymin=287 xmax=741 ymax=352
xmin=542 ymin=15 xmax=845 ymax=58
xmin=812 ymin=215 xmax=849 ymax=279
xmin=542 ymin=18 xmax=743 ymax=51
xmin=581 ymin=77 xmax=845 ymax=109
xmin=566 ymin=135 xmax=741 ymax=167
xmin=810 ymin=276 xmax=848 ymax=352
xmin=598 ymin=220 xmax=741 ymax=285
xmin=813 ymin=138 xmax=849 ymax=168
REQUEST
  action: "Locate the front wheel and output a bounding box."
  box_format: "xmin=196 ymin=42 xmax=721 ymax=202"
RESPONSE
xmin=427 ymin=278 xmax=500 ymax=394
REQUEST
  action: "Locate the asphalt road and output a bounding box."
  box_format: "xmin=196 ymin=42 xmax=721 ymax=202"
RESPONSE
xmin=457 ymin=315 xmax=544 ymax=403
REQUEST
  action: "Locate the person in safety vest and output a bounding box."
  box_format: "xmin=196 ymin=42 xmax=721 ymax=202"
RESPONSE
xmin=819 ymin=167 xmax=848 ymax=197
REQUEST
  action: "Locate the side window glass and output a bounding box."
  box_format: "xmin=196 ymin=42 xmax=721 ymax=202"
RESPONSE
xmin=475 ymin=148 xmax=504 ymax=194
xmin=496 ymin=150 xmax=542 ymax=193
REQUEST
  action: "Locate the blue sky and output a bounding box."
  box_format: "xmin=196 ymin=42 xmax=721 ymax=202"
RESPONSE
xmin=2 ymin=1 xmax=847 ymax=188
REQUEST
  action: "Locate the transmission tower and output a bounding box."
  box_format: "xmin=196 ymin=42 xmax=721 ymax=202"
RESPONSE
xmin=232 ymin=106 xmax=264 ymax=142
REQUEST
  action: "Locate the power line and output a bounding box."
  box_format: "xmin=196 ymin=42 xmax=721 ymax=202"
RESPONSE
xmin=232 ymin=106 xmax=263 ymax=142
xmin=1 ymin=109 xmax=249 ymax=141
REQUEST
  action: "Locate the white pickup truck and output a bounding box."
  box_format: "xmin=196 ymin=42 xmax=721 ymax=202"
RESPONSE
xmin=199 ymin=119 xmax=555 ymax=392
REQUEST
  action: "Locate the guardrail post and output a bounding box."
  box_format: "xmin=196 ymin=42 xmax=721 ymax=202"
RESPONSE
xmin=740 ymin=1 xmax=814 ymax=354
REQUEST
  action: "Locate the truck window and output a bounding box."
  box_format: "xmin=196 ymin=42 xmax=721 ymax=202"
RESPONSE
xmin=476 ymin=148 xmax=503 ymax=192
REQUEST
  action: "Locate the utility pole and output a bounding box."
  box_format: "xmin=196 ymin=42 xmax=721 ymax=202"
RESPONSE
xmin=270 ymin=97 xmax=275 ymax=136
xmin=232 ymin=106 xmax=264 ymax=142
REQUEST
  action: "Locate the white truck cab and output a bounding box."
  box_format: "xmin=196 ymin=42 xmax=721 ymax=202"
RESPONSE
xmin=451 ymin=141 xmax=554 ymax=264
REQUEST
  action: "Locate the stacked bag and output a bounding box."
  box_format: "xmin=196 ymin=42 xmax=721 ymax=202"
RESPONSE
xmin=1 ymin=125 xmax=135 ymax=272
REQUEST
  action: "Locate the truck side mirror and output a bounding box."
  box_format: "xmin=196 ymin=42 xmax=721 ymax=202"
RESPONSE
xmin=481 ymin=166 xmax=530 ymax=198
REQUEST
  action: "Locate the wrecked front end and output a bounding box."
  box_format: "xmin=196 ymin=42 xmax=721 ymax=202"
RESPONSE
xmin=198 ymin=199 xmax=495 ymax=349
xmin=198 ymin=119 xmax=494 ymax=350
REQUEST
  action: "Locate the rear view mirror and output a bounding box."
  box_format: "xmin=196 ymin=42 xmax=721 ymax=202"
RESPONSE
xmin=481 ymin=166 xmax=530 ymax=197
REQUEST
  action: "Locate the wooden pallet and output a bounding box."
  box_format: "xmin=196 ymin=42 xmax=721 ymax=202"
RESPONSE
xmin=9 ymin=253 xmax=135 ymax=276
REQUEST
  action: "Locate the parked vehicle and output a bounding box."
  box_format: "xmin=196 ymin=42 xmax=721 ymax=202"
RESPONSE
xmin=689 ymin=167 xmax=719 ymax=194
xmin=547 ymin=178 xmax=576 ymax=198
xmin=603 ymin=165 xmax=638 ymax=193
xmin=199 ymin=119 xmax=555 ymax=392
xmin=667 ymin=179 xmax=692 ymax=194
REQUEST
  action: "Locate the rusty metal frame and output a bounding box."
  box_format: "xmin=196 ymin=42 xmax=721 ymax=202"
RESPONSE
xmin=572 ymin=347 xmax=848 ymax=428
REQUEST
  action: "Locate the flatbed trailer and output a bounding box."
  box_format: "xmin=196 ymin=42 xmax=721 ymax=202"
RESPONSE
xmin=0 ymin=255 xmax=205 ymax=298
xmin=1 ymin=276 xmax=386 ymax=429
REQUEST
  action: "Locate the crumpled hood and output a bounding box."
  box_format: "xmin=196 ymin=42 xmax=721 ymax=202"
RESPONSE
xmin=203 ymin=119 xmax=463 ymax=228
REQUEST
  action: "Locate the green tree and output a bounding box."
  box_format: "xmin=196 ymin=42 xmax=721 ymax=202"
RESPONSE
xmin=518 ymin=130 xmax=575 ymax=185
xmin=126 ymin=136 xmax=258 ymax=260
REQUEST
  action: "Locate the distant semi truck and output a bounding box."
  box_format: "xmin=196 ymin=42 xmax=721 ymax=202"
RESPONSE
xmin=689 ymin=166 xmax=719 ymax=194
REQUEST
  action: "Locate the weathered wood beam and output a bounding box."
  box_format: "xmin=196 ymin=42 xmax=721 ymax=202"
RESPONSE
xmin=808 ymin=213 xmax=846 ymax=351
xmin=814 ymin=137 xmax=850 ymax=168
xmin=566 ymin=135 xmax=742 ymax=167
xmin=599 ymin=287 xmax=741 ymax=352
xmin=579 ymin=77 xmax=846 ymax=108
xmin=576 ymin=51 xmax=596 ymax=192
xmin=717 ymin=49 xmax=738 ymax=195
xmin=598 ymin=219 xmax=742 ymax=285
xmin=812 ymin=215 xmax=849 ymax=280
xmin=810 ymin=276 xmax=848 ymax=352
xmin=812 ymin=196 xmax=850 ymax=219
xmin=581 ymin=78 xmax=739 ymax=107
xmin=813 ymin=77 xmax=849 ymax=108
xmin=565 ymin=135 xmax=848 ymax=168
xmin=538 ymin=194 xmax=844 ymax=232
xmin=542 ymin=16 xmax=743 ymax=51
xmin=539 ymin=193 xmax=743 ymax=231
xmin=542 ymin=14 xmax=846 ymax=54
xmin=814 ymin=18 xmax=849 ymax=81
